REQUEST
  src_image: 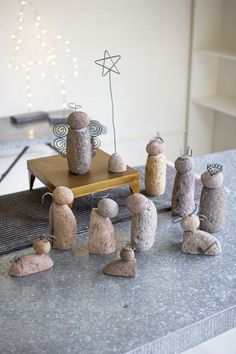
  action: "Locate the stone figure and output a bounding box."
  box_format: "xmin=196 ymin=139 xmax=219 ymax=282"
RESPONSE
xmin=103 ymin=246 xmax=137 ymax=277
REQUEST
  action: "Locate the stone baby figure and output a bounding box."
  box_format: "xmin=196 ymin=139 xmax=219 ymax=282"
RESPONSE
xmin=199 ymin=164 xmax=226 ymax=233
xmin=126 ymin=193 xmax=157 ymax=252
xmin=171 ymin=147 xmax=195 ymax=216
xmin=48 ymin=186 xmax=77 ymax=250
xmin=89 ymin=198 xmax=119 ymax=254
xmin=103 ymin=246 xmax=137 ymax=278
xmin=180 ymin=214 xmax=221 ymax=256
xmin=66 ymin=110 xmax=91 ymax=174
xmin=145 ymin=132 xmax=166 ymax=196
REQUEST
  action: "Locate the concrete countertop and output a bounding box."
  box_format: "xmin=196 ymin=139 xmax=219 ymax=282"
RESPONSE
xmin=0 ymin=150 xmax=236 ymax=354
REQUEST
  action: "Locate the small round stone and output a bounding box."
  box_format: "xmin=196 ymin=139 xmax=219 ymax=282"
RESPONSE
xmin=97 ymin=198 xmax=119 ymax=218
xmin=120 ymin=246 xmax=135 ymax=261
xmin=33 ymin=239 xmax=51 ymax=255
xmin=180 ymin=215 xmax=200 ymax=231
xmin=108 ymin=153 xmax=126 ymax=173
xmin=146 ymin=140 xmax=164 ymax=156
xmin=201 ymin=171 xmax=224 ymax=188
xmin=126 ymin=193 xmax=149 ymax=214
xmin=67 ymin=111 xmax=90 ymax=130
xmin=53 ymin=186 xmax=74 ymax=205
xmin=175 ymin=156 xmax=194 ymax=173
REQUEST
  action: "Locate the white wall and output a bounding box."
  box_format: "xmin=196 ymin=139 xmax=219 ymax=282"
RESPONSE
xmin=0 ymin=0 xmax=191 ymax=165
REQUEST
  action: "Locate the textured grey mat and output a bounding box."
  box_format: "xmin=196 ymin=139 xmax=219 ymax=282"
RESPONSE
xmin=0 ymin=166 xmax=201 ymax=255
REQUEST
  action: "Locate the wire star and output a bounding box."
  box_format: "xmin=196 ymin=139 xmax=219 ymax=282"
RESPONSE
xmin=95 ymin=50 xmax=121 ymax=77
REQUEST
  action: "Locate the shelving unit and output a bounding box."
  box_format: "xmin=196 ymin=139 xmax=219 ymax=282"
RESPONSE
xmin=187 ymin=0 xmax=236 ymax=156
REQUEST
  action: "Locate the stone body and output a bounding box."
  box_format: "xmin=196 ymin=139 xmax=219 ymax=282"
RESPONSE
xmin=145 ymin=153 xmax=166 ymax=196
xmin=199 ymin=171 xmax=226 ymax=233
xmin=171 ymin=155 xmax=195 ymax=216
xmin=49 ymin=187 xmax=77 ymax=250
xmin=108 ymin=153 xmax=126 ymax=173
xmin=180 ymin=214 xmax=221 ymax=256
xmin=126 ymin=194 xmax=157 ymax=252
xmin=103 ymin=246 xmax=137 ymax=277
xmin=89 ymin=209 xmax=116 ymax=254
xmin=66 ymin=111 xmax=91 ymax=174
xmin=182 ymin=230 xmax=221 ymax=256
xmin=9 ymin=254 xmax=53 ymax=276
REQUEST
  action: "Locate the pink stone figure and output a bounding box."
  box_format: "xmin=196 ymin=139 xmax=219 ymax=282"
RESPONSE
xmin=89 ymin=198 xmax=119 ymax=254
xmin=49 ymin=186 xmax=77 ymax=250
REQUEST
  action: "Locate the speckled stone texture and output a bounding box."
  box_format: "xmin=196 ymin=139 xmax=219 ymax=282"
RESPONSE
xmin=50 ymin=187 xmax=77 ymax=250
xmin=199 ymin=170 xmax=227 ymax=232
xmin=89 ymin=208 xmax=116 ymax=254
xmin=103 ymin=258 xmax=136 ymax=277
xmin=171 ymin=156 xmax=195 ymax=216
xmin=97 ymin=198 xmax=119 ymax=218
xmin=182 ymin=230 xmax=221 ymax=256
xmin=130 ymin=199 xmax=157 ymax=252
xmin=108 ymin=153 xmax=126 ymax=172
xmin=145 ymin=153 xmax=166 ymax=196
xmin=8 ymin=254 xmax=53 ymax=276
xmin=66 ymin=128 xmax=92 ymax=174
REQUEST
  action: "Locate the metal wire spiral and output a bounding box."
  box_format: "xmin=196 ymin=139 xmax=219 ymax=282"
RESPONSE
xmin=88 ymin=120 xmax=103 ymax=137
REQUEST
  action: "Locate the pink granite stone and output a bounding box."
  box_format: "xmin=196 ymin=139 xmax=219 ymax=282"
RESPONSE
xmin=126 ymin=193 xmax=149 ymax=214
xmin=9 ymin=254 xmax=53 ymax=277
xmin=146 ymin=140 xmax=164 ymax=156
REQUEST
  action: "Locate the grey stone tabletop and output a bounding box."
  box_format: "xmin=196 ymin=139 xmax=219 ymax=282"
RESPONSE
xmin=0 ymin=150 xmax=236 ymax=354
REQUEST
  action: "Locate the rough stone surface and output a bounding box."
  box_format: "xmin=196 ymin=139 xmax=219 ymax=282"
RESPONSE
xmin=8 ymin=254 xmax=53 ymax=276
xmin=175 ymin=156 xmax=194 ymax=174
xmin=180 ymin=215 xmax=200 ymax=231
xmin=32 ymin=239 xmax=51 ymax=255
xmin=171 ymin=171 xmax=195 ymax=216
xmin=182 ymin=230 xmax=221 ymax=256
xmin=103 ymin=259 xmax=136 ymax=278
xmin=53 ymin=186 xmax=74 ymax=206
xmin=131 ymin=199 xmax=157 ymax=252
xmin=125 ymin=193 xmax=149 ymax=214
xmin=146 ymin=140 xmax=164 ymax=156
xmin=120 ymin=246 xmax=135 ymax=261
xmin=67 ymin=111 xmax=90 ymax=130
xmin=201 ymin=171 xmax=224 ymax=189
xmin=97 ymin=198 xmax=119 ymax=218
xmin=50 ymin=202 xmax=77 ymax=250
xmin=108 ymin=153 xmax=126 ymax=173
xmin=145 ymin=153 xmax=166 ymax=196
xmin=67 ymin=127 xmax=91 ymax=174
xmin=200 ymin=185 xmax=226 ymax=233
xmin=89 ymin=209 xmax=116 ymax=254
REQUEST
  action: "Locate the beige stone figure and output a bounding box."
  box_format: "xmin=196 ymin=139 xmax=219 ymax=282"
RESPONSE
xmin=89 ymin=198 xmax=119 ymax=254
xmin=103 ymin=246 xmax=137 ymax=277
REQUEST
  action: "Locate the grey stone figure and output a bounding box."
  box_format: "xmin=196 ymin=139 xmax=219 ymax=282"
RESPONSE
xmin=171 ymin=147 xmax=195 ymax=216
xmin=126 ymin=193 xmax=157 ymax=252
xmin=66 ymin=111 xmax=91 ymax=174
xmin=199 ymin=164 xmax=227 ymax=233
xmin=180 ymin=214 xmax=221 ymax=256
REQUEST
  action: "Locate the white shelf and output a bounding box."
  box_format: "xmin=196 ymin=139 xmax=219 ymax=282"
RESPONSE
xmin=195 ymin=48 xmax=236 ymax=62
xmin=192 ymin=95 xmax=236 ymax=117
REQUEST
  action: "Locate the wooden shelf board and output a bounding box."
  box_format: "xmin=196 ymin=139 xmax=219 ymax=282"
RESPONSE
xmin=195 ymin=48 xmax=236 ymax=61
xmin=192 ymin=95 xmax=236 ymax=117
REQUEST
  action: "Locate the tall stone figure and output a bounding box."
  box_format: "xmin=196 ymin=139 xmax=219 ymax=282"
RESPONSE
xmin=171 ymin=147 xmax=195 ymax=216
xmin=199 ymin=164 xmax=226 ymax=233
xmin=145 ymin=132 xmax=166 ymax=196
xmin=66 ymin=110 xmax=91 ymax=174
xmin=89 ymin=198 xmax=119 ymax=254
xmin=48 ymin=186 xmax=77 ymax=250
xmin=126 ymin=193 xmax=157 ymax=252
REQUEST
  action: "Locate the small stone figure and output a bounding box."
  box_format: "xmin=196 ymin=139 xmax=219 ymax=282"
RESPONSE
xmin=199 ymin=164 xmax=227 ymax=233
xmin=126 ymin=193 xmax=157 ymax=252
xmin=9 ymin=235 xmax=53 ymax=277
xmin=48 ymin=186 xmax=77 ymax=250
xmin=103 ymin=246 xmax=137 ymax=277
xmin=145 ymin=132 xmax=166 ymax=196
xmin=66 ymin=111 xmax=91 ymax=174
xmin=171 ymin=147 xmax=195 ymax=216
xmin=180 ymin=214 xmax=221 ymax=256
xmin=108 ymin=153 xmax=126 ymax=173
xmin=89 ymin=198 xmax=119 ymax=254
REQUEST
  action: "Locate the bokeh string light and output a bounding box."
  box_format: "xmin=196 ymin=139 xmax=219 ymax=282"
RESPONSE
xmin=8 ymin=0 xmax=79 ymax=111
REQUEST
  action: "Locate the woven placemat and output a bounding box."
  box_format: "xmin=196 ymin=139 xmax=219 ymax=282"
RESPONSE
xmin=0 ymin=166 xmax=201 ymax=255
